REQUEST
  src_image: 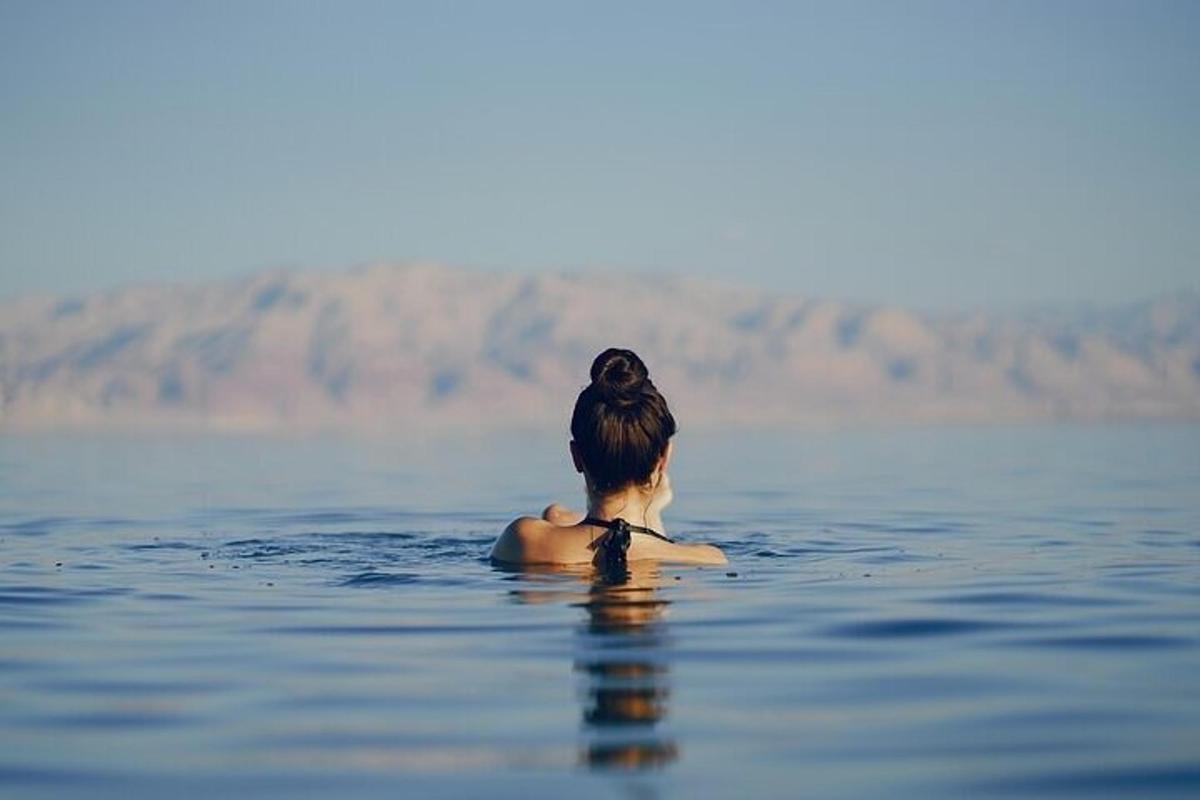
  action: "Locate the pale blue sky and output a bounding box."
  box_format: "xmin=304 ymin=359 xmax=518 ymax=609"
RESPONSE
xmin=1 ymin=0 xmax=1197 ymax=308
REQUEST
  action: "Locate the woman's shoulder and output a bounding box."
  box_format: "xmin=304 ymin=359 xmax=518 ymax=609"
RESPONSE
xmin=630 ymin=535 xmax=728 ymax=566
xmin=492 ymin=516 xmax=586 ymax=564
xmin=491 ymin=517 xmax=543 ymax=563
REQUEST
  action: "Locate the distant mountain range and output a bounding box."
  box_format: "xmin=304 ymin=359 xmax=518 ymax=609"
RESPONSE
xmin=2 ymin=263 xmax=1198 ymax=431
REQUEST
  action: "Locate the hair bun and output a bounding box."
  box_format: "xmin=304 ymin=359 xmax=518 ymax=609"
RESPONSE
xmin=590 ymin=347 xmax=648 ymax=408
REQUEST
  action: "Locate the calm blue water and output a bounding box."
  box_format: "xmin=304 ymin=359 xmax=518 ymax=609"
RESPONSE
xmin=1 ymin=425 xmax=1198 ymax=798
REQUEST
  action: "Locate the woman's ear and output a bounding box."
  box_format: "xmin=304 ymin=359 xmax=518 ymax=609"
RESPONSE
xmin=569 ymin=440 xmax=584 ymax=473
xmin=650 ymin=440 xmax=673 ymax=487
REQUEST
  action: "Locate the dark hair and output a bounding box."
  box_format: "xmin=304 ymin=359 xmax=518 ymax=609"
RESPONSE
xmin=570 ymin=348 xmax=676 ymax=495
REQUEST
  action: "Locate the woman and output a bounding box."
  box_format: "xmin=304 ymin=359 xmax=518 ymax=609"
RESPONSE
xmin=491 ymin=347 xmax=727 ymax=569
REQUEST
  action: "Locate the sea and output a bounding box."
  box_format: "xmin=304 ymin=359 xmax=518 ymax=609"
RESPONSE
xmin=1 ymin=424 xmax=1198 ymax=798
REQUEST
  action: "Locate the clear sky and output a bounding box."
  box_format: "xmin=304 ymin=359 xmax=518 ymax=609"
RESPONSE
xmin=1 ymin=0 xmax=1197 ymax=308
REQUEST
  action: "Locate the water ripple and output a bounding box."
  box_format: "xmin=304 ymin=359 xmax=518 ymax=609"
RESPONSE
xmin=826 ymin=618 xmax=1011 ymax=639
xmin=1012 ymin=633 xmax=1192 ymax=650
xmin=339 ymin=571 xmax=423 ymax=587
xmin=978 ymin=762 xmax=1200 ymax=795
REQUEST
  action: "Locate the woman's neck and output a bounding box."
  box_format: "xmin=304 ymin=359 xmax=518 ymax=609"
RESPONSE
xmin=586 ymin=489 xmax=664 ymax=533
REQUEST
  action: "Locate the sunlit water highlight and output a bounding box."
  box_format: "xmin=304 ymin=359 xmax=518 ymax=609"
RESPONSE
xmin=1 ymin=426 xmax=1198 ymax=798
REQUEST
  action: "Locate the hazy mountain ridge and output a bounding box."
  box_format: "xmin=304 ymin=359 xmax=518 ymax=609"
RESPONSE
xmin=2 ymin=263 xmax=1198 ymax=431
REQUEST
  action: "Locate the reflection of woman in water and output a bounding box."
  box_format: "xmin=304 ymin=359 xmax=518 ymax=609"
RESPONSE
xmin=579 ymin=564 xmax=678 ymax=770
xmin=504 ymin=562 xmax=679 ymax=770
xmin=491 ymin=347 xmax=726 ymax=571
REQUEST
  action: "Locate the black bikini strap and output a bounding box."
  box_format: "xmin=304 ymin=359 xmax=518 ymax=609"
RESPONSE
xmin=582 ymin=516 xmax=675 ymax=544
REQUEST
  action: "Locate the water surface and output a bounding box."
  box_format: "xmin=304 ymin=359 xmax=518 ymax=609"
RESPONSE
xmin=1 ymin=425 xmax=1198 ymax=798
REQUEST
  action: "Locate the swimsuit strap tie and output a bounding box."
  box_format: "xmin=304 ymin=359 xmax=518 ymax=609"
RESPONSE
xmin=581 ymin=516 xmax=675 ymax=544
